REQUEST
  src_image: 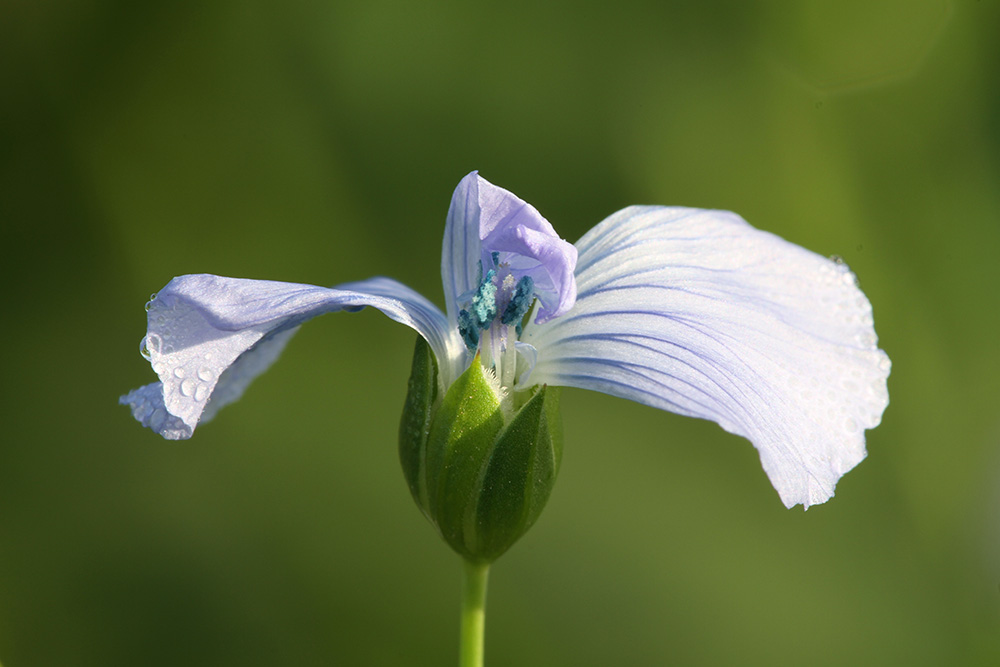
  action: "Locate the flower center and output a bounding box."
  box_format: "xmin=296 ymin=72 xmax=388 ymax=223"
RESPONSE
xmin=457 ymin=254 xmax=536 ymax=392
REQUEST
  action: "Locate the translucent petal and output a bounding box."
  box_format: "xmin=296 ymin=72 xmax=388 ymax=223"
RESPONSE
xmin=441 ymin=172 xmax=484 ymax=327
xmin=441 ymin=172 xmax=577 ymax=325
xmin=120 ymin=274 xmax=461 ymax=439
xmin=514 ymin=341 xmax=538 ymax=387
xmin=524 ymin=206 xmax=891 ymax=508
xmin=477 ymin=178 xmax=577 ymax=322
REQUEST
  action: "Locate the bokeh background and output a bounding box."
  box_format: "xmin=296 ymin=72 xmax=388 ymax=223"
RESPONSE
xmin=2 ymin=0 xmax=998 ymax=664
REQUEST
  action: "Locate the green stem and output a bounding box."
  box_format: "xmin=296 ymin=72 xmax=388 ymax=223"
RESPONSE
xmin=459 ymin=559 xmax=490 ymax=667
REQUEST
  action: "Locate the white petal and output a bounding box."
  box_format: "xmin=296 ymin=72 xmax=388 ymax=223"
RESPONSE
xmin=120 ymin=274 xmax=462 ymax=439
xmin=524 ymin=207 xmax=891 ymax=508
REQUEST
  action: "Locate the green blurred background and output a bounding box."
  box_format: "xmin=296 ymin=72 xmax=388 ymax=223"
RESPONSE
xmin=2 ymin=0 xmax=998 ymax=664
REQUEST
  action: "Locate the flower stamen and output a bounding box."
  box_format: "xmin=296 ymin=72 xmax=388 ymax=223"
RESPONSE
xmin=457 ymin=262 xmax=537 ymax=393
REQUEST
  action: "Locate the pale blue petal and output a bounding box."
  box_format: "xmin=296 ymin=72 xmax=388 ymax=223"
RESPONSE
xmin=441 ymin=172 xmax=483 ymax=327
xmin=120 ymin=324 xmax=302 ymax=439
xmin=119 ymin=382 xmax=193 ymax=440
xmin=120 ymin=274 xmax=462 ymax=439
xmin=514 ymin=341 xmax=538 ymax=386
xmin=440 ymin=172 xmax=577 ymax=325
xmin=524 ymin=207 xmax=891 ymax=508
xmin=476 ymin=177 xmax=577 ymax=322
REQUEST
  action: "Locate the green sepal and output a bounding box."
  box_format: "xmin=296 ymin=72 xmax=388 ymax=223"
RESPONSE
xmin=468 ymin=383 xmax=562 ymax=562
xmin=423 ymin=352 xmax=506 ymax=556
xmin=397 ymin=336 xmax=440 ymax=517
xmin=398 ymin=335 xmax=564 ymax=564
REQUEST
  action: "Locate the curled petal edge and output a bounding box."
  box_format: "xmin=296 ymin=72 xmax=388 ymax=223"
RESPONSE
xmin=120 ymin=274 xmax=460 ymax=439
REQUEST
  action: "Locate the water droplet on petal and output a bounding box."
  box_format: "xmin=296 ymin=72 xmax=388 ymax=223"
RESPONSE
xmin=194 ymin=384 xmax=208 ymax=402
xmin=857 ymin=331 xmax=877 ymax=348
xmin=140 ymin=333 xmax=162 ymax=360
xmin=173 ymin=367 xmax=186 ymax=379
xmin=197 ymin=367 xmax=214 ymax=381
xmin=180 ymin=379 xmax=196 ymax=397
xmin=845 ymin=417 xmax=858 ymax=433
xmin=144 ymin=293 xmax=157 ymax=312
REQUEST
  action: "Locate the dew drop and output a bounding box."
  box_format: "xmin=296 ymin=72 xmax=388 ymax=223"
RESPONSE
xmin=140 ymin=333 xmax=162 ymax=360
xmin=144 ymin=293 xmax=157 ymax=312
xmin=845 ymin=417 xmax=859 ymax=433
xmin=194 ymin=384 xmax=208 ymax=402
xmin=197 ymin=367 xmax=214 ymax=381
xmin=878 ymin=356 xmax=891 ymax=373
xmin=173 ymin=367 xmax=187 ymax=379
xmin=180 ymin=379 xmax=197 ymax=397
xmin=857 ymin=331 xmax=877 ymax=348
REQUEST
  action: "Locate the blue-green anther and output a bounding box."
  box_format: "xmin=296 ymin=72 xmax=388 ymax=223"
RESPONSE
xmin=501 ymin=275 xmax=534 ymax=326
xmin=470 ymin=269 xmax=498 ymax=328
xmin=457 ymin=309 xmax=480 ymax=351
xmin=398 ymin=335 xmax=563 ymax=564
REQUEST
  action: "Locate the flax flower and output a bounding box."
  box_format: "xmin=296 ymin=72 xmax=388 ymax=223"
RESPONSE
xmin=121 ymin=171 xmax=890 ymax=508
